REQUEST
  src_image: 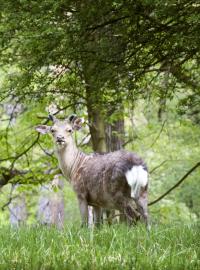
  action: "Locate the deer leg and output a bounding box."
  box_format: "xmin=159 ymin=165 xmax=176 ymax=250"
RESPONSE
xmin=78 ymin=198 xmax=88 ymax=227
xmin=119 ymin=211 xmax=127 ymax=223
xmin=116 ymin=197 xmax=140 ymax=225
xmin=88 ymin=206 xmax=93 ymax=228
xmin=103 ymin=209 xmax=115 ymax=225
xmin=135 ymin=190 xmax=149 ymax=229
xmin=93 ymin=206 xmax=102 ymax=227
xmin=124 ymin=199 xmax=140 ymax=225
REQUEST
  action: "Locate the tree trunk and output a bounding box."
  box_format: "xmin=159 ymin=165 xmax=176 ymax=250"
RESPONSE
xmin=37 ymin=175 xmax=65 ymax=228
xmin=9 ymin=184 xmax=27 ymax=226
xmin=106 ymin=116 xmax=125 ymax=152
xmin=84 ymin=85 xmax=107 ymax=225
xmin=85 ymin=83 xmax=106 ymax=153
xmin=105 ymin=110 xmax=125 ymax=223
xmin=82 ymin=59 xmax=107 ymax=224
xmin=158 ymin=71 xmax=169 ymax=121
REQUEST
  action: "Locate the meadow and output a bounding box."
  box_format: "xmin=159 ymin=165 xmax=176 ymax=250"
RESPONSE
xmin=0 ymin=223 xmax=199 ymax=270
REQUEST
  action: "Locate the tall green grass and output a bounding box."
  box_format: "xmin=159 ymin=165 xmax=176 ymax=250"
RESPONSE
xmin=0 ymin=223 xmax=199 ymax=270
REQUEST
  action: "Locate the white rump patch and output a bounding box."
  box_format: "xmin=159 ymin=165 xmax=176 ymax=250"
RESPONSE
xmin=125 ymin=165 xmax=148 ymax=199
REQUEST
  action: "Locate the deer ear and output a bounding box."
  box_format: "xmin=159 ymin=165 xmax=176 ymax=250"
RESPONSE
xmin=72 ymin=118 xmax=83 ymax=130
xmin=35 ymin=125 xmax=51 ymax=134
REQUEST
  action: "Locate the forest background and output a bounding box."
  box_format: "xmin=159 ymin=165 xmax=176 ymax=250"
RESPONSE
xmin=0 ymin=0 xmax=200 ymax=227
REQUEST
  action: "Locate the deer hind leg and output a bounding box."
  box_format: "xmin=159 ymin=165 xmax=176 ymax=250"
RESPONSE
xmin=103 ymin=209 xmax=112 ymax=225
xmin=103 ymin=209 xmax=118 ymax=225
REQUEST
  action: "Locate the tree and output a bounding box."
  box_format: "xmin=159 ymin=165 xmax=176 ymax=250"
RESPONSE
xmin=0 ymin=1 xmax=200 ymax=223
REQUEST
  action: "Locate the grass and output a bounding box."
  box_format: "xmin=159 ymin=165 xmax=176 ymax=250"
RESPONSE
xmin=0 ymin=223 xmax=199 ymax=270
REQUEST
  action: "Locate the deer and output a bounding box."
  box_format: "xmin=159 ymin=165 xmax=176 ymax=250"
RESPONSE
xmin=35 ymin=114 xmax=149 ymax=228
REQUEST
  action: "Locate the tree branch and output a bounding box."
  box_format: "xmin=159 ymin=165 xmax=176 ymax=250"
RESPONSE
xmin=86 ymin=15 xmax=129 ymax=31
xmin=150 ymin=120 xmax=166 ymax=148
xmin=148 ymin=162 xmax=200 ymax=206
xmin=0 ymin=167 xmax=28 ymax=188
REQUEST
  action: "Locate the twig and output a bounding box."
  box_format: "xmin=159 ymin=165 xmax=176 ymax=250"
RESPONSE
xmin=37 ymin=142 xmax=54 ymax=157
xmin=86 ymin=15 xmax=129 ymax=31
xmin=150 ymin=160 xmax=168 ymax=174
xmin=10 ymin=133 xmax=40 ymax=169
xmin=1 ymin=184 xmax=17 ymax=211
xmin=0 ymin=116 xmax=50 ymax=164
xmin=78 ymin=132 xmax=90 ymax=147
xmin=1 ymin=195 xmax=19 ymax=211
xmin=150 ymin=120 xmax=166 ymax=148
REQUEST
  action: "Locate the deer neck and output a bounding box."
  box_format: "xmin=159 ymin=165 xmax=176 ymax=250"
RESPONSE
xmin=55 ymin=140 xmax=84 ymax=180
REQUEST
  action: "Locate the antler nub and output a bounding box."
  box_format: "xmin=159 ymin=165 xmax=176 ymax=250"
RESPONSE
xmin=48 ymin=114 xmax=57 ymax=123
xmin=68 ymin=114 xmax=77 ymax=123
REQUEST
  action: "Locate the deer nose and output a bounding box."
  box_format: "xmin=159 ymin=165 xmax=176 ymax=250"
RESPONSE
xmin=57 ymin=136 xmax=65 ymax=142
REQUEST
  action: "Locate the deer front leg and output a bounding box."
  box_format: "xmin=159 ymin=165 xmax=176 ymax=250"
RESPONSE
xmin=124 ymin=200 xmax=140 ymax=225
xmin=88 ymin=206 xmax=93 ymax=228
xmin=93 ymin=206 xmax=102 ymax=227
xmin=116 ymin=196 xmax=139 ymax=225
xmin=78 ymin=198 xmax=89 ymax=227
xmin=136 ymin=190 xmax=150 ymax=229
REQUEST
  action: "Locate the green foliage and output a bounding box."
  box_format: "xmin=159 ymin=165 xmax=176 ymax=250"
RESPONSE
xmin=151 ymin=199 xmax=197 ymax=224
xmin=178 ymin=92 xmax=200 ymax=124
xmin=0 ymin=0 xmax=200 ymax=101
xmin=0 ymin=0 xmax=200 ymax=226
xmin=128 ymin=98 xmax=200 ymax=218
xmin=0 ymin=224 xmax=199 ymax=269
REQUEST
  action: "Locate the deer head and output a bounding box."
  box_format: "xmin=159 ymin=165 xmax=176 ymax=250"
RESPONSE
xmin=35 ymin=114 xmax=83 ymax=148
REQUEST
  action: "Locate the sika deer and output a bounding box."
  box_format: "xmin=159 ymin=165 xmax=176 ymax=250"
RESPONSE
xmin=36 ymin=114 xmax=149 ymax=227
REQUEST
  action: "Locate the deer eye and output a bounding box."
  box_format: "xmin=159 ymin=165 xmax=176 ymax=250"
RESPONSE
xmin=67 ymin=129 xmax=72 ymax=133
xmin=51 ymin=128 xmax=56 ymax=133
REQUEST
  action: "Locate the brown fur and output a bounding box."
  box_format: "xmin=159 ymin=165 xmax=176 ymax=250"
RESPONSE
xmin=72 ymin=150 xmax=146 ymax=209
